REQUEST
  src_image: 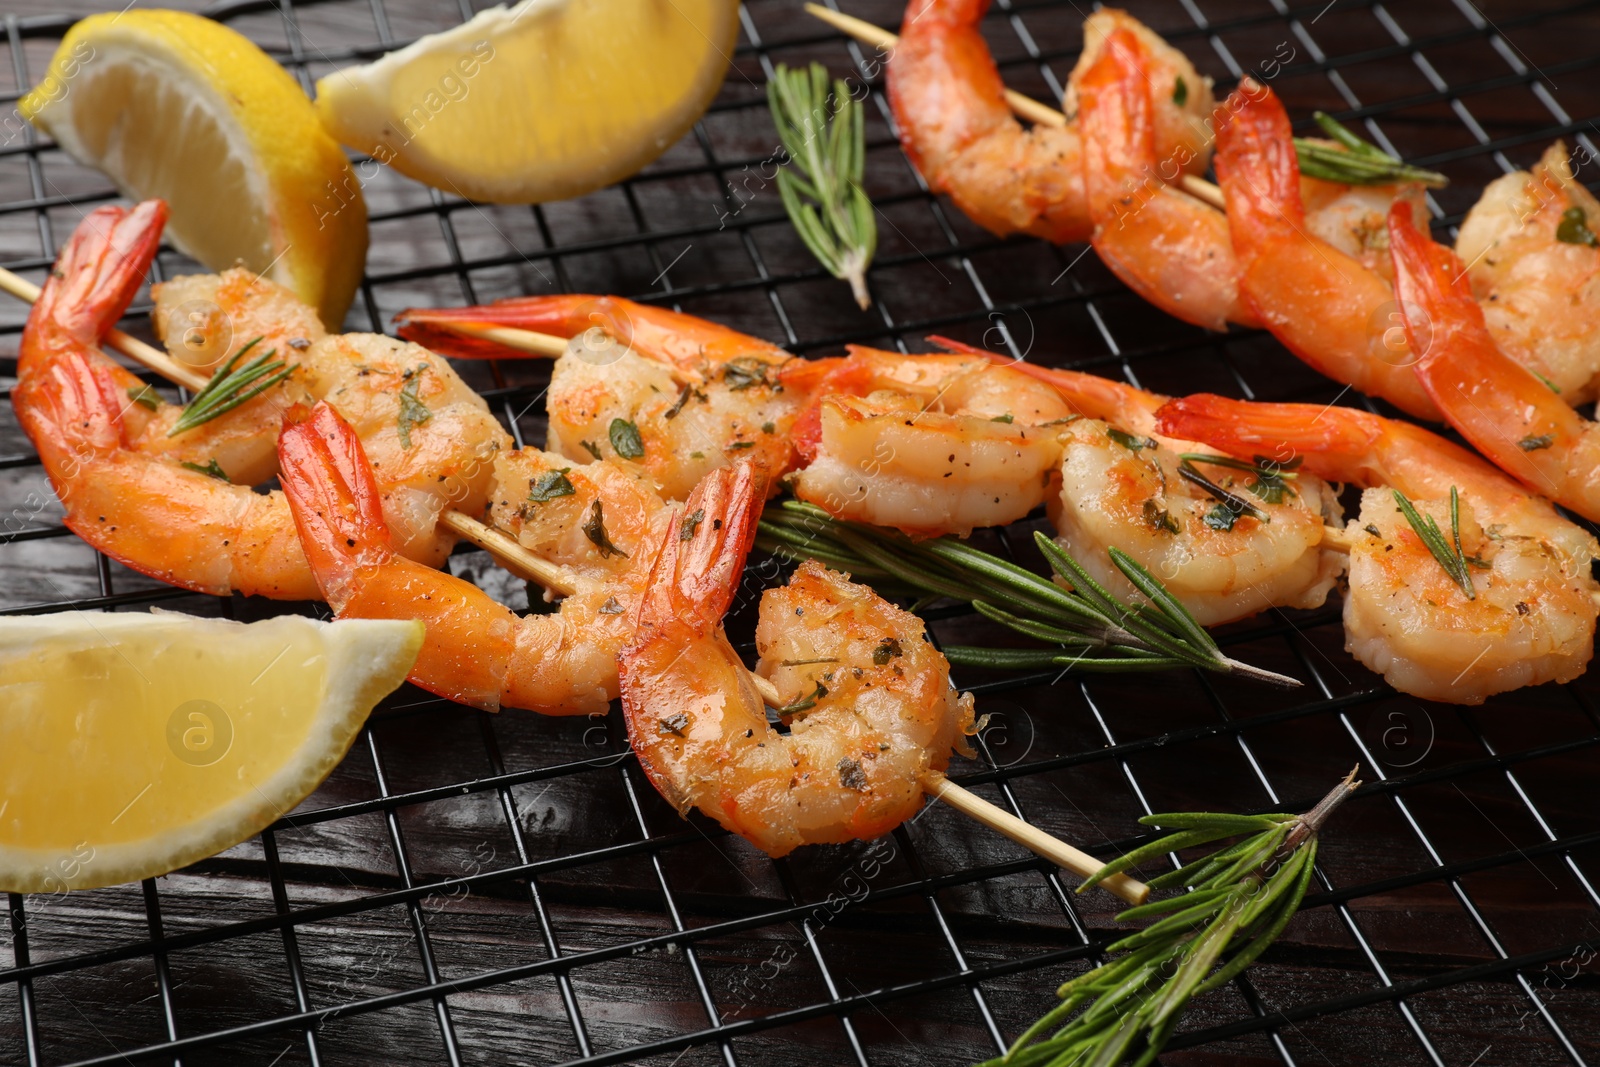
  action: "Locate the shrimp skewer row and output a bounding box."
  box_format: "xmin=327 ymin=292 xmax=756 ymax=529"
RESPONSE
xmin=1389 ymin=201 xmax=1600 ymax=524
xmin=1157 ymin=395 xmax=1599 ymax=704
xmin=1214 ymin=80 xmax=1443 ymax=421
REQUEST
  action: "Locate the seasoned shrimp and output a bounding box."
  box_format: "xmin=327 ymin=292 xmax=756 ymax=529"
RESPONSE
xmin=279 ymin=401 xmax=687 ymax=715
xmin=1391 ymin=199 xmax=1600 ymax=525
xmin=788 ymin=346 xmax=1077 ymax=536
xmin=398 ymin=294 xmax=832 ymax=502
xmin=1079 ymin=28 xmax=1255 ymax=331
xmin=10 ymin=203 xmax=508 ymax=599
xmin=1215 ymin=80 xmax=1442 ymax=420
xmin=937 ymin=340 xmax=1344 ymax=625
xmin=887 ymin=0 xmax=1213 ymax=244
xmin=1453 ymin=142 xmax=1600 ymax=405
xmin=1158 ymin=394 xmax=1599 ymax=703
xmin=619 ymin=489 xmax=976 ymax=855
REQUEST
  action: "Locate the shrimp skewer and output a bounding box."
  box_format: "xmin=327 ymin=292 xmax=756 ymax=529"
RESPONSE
xmin=1157 ymin=394 xmax=1599 ymax=704
xmin=1214 ymin=80 xmax=1442 ymax=420
xmin=278 ymin=401 xmax=680 ymax=715
xmin=885 ymin=0 xmax=1214 ymax=245
xmin=1389 ymin=200 xmax=1600 ymax=524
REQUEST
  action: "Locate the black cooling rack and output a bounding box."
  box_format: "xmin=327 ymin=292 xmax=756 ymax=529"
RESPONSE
xmin=2 ymin=0 xmax=1599 ymax=1064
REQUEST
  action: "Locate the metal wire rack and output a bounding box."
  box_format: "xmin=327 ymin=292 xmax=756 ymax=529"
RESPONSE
xmin=2 ymin=0 xmax=1599 ymax=1063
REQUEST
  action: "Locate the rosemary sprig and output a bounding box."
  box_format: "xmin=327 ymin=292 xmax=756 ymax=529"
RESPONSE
xmin=985 ymin=769 xmax=1360 ymax=1067
xmin=755 ymin=500 xmax=1299 ymax=688
xmin=1292 ymin=112 xmax=1448 ymax=188
xmin=768 ymin=62 xmax=878 ymax=310
xmin=1391 ymin=487 xmax=1484 ymax=600
xmin=168 ymin=337 xmax=294 ymax=436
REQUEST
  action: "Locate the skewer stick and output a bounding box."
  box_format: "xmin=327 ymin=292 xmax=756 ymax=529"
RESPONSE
xmin=0 ymin=266 xmax=208 ymax=391
xmin=437 ymin=510 xmax=580 ymax=593
xmin=417 ymin=318 xmax=568 ymax=359
xmin=743 ymin=669 xmax=1148 ymax=905
xmin=801 ymin=3 xmax=1229 ymax=212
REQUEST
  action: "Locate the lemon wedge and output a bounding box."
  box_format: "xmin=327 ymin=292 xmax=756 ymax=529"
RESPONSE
xmin=314 ymin=0 xmax=739 ymax=204
xmin=0 ymin=611 xmax=422 ymax=893
xmin=20 ymin=10 xmax=368 ymax=327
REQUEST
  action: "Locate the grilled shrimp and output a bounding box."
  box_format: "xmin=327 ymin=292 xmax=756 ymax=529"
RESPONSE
xmin=788 ymin=346 xmax=1077 ymax=536
xmin=1079 ymin=27 xmax=1255 ymax=331
xmin=1391 ymin=199 xmax=1600 ymax=525
xmin=619 ymin=480 xmax=975 ymax=856
xmin=939 ymin=341 xmax=1344 ymax=625
xmin=279 ymin=401 xmax=684 ymax=715
xmin=1158 ymin=395 xmax=1599 ymax=704
xmin=10 ymin=203 xmax=507 ymax=599
xmin=398 ymin=294 xmax=832 ymax=502
xmin=1453 ymin=142 xmax=1600 ymax=405
xmin=886 ymin=0 xmax=1213 ymax=244
xmin=1215 ymin=80 xmax=1442 ymax=420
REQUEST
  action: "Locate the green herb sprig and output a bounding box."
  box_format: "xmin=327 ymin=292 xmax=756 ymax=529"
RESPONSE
xmin=168 ymin=337 xmax=294 ymax=436
xmin=985 ymin=769 xmax=1359 ymax=1067
xmin=756 ymin=501 xmax=1298 ymax=688
xmin=1294 ymin=112 xmax=1448 ymax=188
xmin=1392 ymin=487 xmax=1487 ymax=600
xmin=768 ymin=62 xmax=878 ymax=310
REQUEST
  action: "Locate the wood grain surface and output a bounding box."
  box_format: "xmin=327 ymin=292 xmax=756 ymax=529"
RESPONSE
xmin=2 ymin=1 xmax=1599 ymax=1065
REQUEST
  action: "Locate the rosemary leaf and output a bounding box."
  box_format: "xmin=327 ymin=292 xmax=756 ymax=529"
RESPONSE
xmin=767 ymin=62 xmax=877 ymax=309
xmin=1293 ymin=113 xmax=1448 ymax=187
xmin=168 ymin=337 xmax=294 ymax=436
xmin=1392 ymin=487 xmax=1476 ymax=599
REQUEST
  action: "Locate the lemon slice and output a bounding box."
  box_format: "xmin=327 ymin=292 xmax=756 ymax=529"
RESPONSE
xmin=314 ymin=0 xmax=739 ymax=204
xmin=20 ymin=10 xmax=368 ymax=327
xmin=0 ymin=611 xmax=422 ymax=893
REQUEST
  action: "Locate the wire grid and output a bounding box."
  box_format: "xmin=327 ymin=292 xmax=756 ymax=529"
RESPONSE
xmin=1 ymin=0 xmax=1598 ymax=1063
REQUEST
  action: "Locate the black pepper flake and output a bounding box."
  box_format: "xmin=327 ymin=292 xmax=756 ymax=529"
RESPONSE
xmin=287 ymin=337 xmax=312 ymax=350
xmin=599 ymin=596 xmax=624 ymax=615
xmin=658 ymin=712 xmax=689 ymax=737
xmin=1516 ymin=602 xmax=1530 ymax=616
xmin=838 ymin=757 xmax=868 ymax=791
xmin=680 ymin=508 xmax=705 ymax=540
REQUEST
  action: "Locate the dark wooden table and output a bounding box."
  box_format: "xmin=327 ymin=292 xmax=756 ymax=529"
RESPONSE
xmin=2 ymin=0 xmax=1598 ymax=1064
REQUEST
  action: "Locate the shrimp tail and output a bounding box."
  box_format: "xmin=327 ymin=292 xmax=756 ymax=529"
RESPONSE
xmin=1214 ymin=80 xmax=1303 ymax=235
xmin=633 ymin=457 xmax=766 ymax=636
xmin=28 ymin=200 xmax=168 ymax=351
xmin=277 ymin=401 xmax=395 ymax=608
xmin=1155 ymin=394 xmax=1384 ymax=484
xmin=394 ymin=294 xmax=620 ymax=359
xmin=1386 ymin=201 xmax=1491 ymax=351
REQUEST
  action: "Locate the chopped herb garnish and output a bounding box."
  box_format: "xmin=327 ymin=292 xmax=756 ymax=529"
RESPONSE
xmin=1556 ymin=206 xmax=1598 ymax=247
xmin=990 ymin=413 xmax=1015 ymax=424
xmin=527 ymin=469 xmax=576 ymax=502
xmin=872 ymin=636 xmax=903 ymax=665
xmin=1108 ymin=427 xmax=1156 ymax=453
xmin=838 ymin=756 xmax=868 ymax=791
xmin=609 ymin=417 xmax=645 ymax=459
xmin=168 ymin=336 xmax=294 ymax=436
xmin=1531 ymin=369 xmax=1562 ymax=393
xmin=778 ymin=680 xmax=828 ymax=715
xmin=396 ymin=367 xmax=432 ymax=449
xmin=1143 ymin=499 xmax=1180 ymax=534
xmin=680 ymin=508 xmax=705 ymax=540
xmin=1171 ymin=75 xmax=1188 ymax=107
xmin=126 ymin=384 xmax=160 ymax=411
xmin=180 ymin=458 xmax=228 ymax=481
xmin=1179 ymin=461 xmax=1269 ymax=524
xmin=1179 ymin=452 xmax=1300 ymax=504
xmin=664 ymin=382 xmax=697 ymax=420
xmin=728 ymin=440 xmax=756 ymax=450
xmin=690 ymin=450 xmax=705 ymax=459
xmin=1393 ymin=487 xmax=1478 ymax=600
xmin=1203 ymin=504 xmax=1237 ymax=531
xmin=761 ymin=421 xmax=776 ymax=434
xmin=580 ymin=439 xmax=604 ymax=461
xmin=723 ymin=357 xmax=771 ymax=391
xmin=1294 ymin=112 xmax=1449 ymax=187
xmin=583 ymin=500 xmax=628 ymax=559
xmin=1518 ymin=434 xmax=1556 ymax=451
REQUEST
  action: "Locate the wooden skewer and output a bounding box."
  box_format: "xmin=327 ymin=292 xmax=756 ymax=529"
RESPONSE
xmin=0 ymin=266 xmax=209 ymax=391
xmin=743 ymin=669 xmax=1149 ymax=905
xmin=802 ymin=2 xmax=1229 ymax=212
xmin=419 ymin=317 xmax=568 ymax=358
